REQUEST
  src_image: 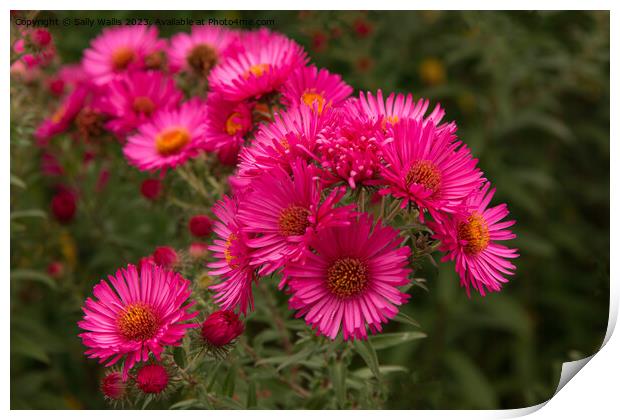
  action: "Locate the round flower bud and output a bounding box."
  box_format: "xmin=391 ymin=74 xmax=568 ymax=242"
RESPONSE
xmin=188 ymin=242 xmax=209 ymax=259
xmin=51 ymin=189 xmax=77 ymax=223
xmin=100 ymin=372 xmax=127 ymax=400
xmin=140 ymin=179 xmax=162 ymax=201
xmin=136 ymin=364 xmax=169 ymax=394
xmin=188 ymin=215 xmax=212 ymax=238
xmin=201 ymin=310 xmax=244 ymax=347
xmin=152 ymin=246 xmax=178 ymax=269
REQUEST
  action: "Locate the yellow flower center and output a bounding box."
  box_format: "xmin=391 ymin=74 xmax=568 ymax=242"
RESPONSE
xmin=187 ymin=43 xmax=218 ymax=77
xmin=117 ymin=303 xmax=159 ymax=341
xmin=326 ymin=257 xmax=369 ymax=299
xmin=244 ymin=63 xmax=270 ymax=79
xmin=278 ymin=205 xmax=310 ymax=237
xmin=457 ymin=212 xmax=490 ymax=255
xmin=301 ymin=90 xmax=326 ymax=113
xmin=155 ymin=127 xmax=190 ymax=156
xmin=132 ymin=96 xmax=156 ymax=116
xmin=111 ymin=46 xmax=135 ymax=70
xmin=405 ymin=160 xmax=441 ymax=196
xmin=225 ymin=112 xmax=243 ymax=136
xmin=51 ymin=106 xmax=66 ymax=124
xmin=224 ymin=233 xmax=239 ymax=268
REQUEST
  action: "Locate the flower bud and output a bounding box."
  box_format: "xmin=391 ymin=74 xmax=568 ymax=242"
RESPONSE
xmin=188 ymin=215 xmax=212 ymax=238
xmin=152 ymin=246 xmax=178 ymax=269
xmin=136 ymin=364 xmax=169 ymax=394
xmin=100 ymin=372 xmax=128 ymax=400
xmin=201 ymin=310 xmax=244 ymax=347
xmin=51 ymin=188 xmax=77 ymax=223
xmin=140 ymin=179 xmax=162 ymax=201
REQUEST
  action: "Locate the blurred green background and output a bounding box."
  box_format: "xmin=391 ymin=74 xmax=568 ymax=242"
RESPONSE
xmin=10 ymin=10 xmax=609 ymax=409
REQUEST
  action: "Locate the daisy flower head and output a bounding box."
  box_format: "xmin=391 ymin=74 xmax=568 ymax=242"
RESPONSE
xmin=430 ymin=182 xmax=519 ymax=296
xmin=202 ymin=92 xmax=254 ymax=156
xmin=123 ymin=98 xmax=207 ymax=172
xmin=238 ymin=159 xmax=355 ymax=276
xmin=82 ymin=26 xmax=166 ymax=85
xmin=168 ymin=26 xmax=240 ymax=76
xmin=35 ymin=84 xmax=89 ymax=144
xmin=98 ymin=71 xmax=183 ymax=137
xmin=352 ymin=89 xmax=453 ymax=135
xmin=208 ymin=28 xmax=308 ymax=101
xmin=78 ymin=264 xmax=198 ymax=379
xmin=208 ymin=195 xmax=256 ymax=315
xmin=235 ymin=104 xmax=337 ymax=188
xmin=280 ymin=65 xmax=353 ymax=113
xmin=285 ymin=213 xmax=412 ymax=340
xmin=379 ymin=117 xmax=483 ymax=217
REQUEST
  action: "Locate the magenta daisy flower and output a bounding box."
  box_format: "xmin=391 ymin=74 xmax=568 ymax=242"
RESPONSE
xmin=98 ymin=71 xmax=183 ymax=137
xmin=123 ymin=99 xmax=207 ymax=172
xmin=202 ymin=92 xmax=254 ymax=156
xmin=285 ymin=214 xmax=412 ymax=340
xmin=208 ymin=28 xmax=308 ymax=101
xmin=352 ymin=89 xmax=452 ymax=133
xmin=208 ymin=195 xmax=256 ymax=315
xmin=168 ymin=26 xmax=240 ymax=76
xmin=35 ymin=84 xmax=88 ymax=144
xmin=235 ymin=104 xmax=336 ymax=188
xmin=78 ymin=264 xmax=198 ymax=379
xmin=82 ymin=26 xmax=166 ymax=85
xmin=238 ymin=159 xmax=355 ymax=275
xmin=430 ymin=182 xmax=519 ymax=296
xmin=380 ymin=117 xmax=483 ymax=217
xmin=280 ymin=65 xmax=353 ymax=113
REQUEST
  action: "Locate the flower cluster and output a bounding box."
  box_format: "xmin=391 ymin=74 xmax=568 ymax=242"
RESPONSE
xmin=24 ymin=23 xmax=519 ymax=399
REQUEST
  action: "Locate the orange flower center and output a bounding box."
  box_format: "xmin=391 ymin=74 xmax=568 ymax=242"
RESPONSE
xmin=155 ymin=128 xmax=190 ymax=156
xmin=327 ymin=257 xmax=369 ymax=299
xmin=278 ymin=205 xmax=310 ymax=237
xmin=225 ymin=112 xmax=243 ymax=136
xmin=301 ymin=90 xmax=326 ymax=113
xmin=244 ymin=63 xmax=270 ymax=79
xmin=224 ymin=233 xmax=238 ymax=268
xmin=381 ymin=115 xmax=399 ymax=130
xmin=187 ymin=43 xmax=218 ymax=77
xmin=457 ymin=212 xmax=490 ymax=255
xmin=111 ymin=46 xmax=135 ymax=70
xmin=405 ymin=160 xmax=441 ymax=195
xmin=117 ymin=303 xmax=159 ymax=341
xmin=132 ymin=96 xmax=156 ymax=116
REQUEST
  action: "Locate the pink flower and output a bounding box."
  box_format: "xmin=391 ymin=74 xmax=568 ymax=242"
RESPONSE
xmin=430 ymin=182 xmax=519 ymax=296
xmin=280 ymin=65 xmax=353 ymax=113
xmin=78 ymin=264 xmax=198 ymax=379
xmin=82 ymin=26 xmax=166 ymax=85
xmin=238 ymin=159 xmax=355 ymax=275
xmin=136 ymin=364 xmax=169 ymax=394
xmin=209 ymin=28 xmax=308 ymax=101
xmin=202 ymin=92 xmax=253 ymax=156
xmin=208 ymin=196 xmax=256 ymax=315
xmin=32 ymin=29 xmax=52 ymax=47
xmin=35 ymin=85 xmax=88 ymax=144
xmin=98 ymin=71 xmax=183 ymax=137
xmin=123 ymin=99 xmax=207 ymax=171
xmin=285 ymin=214 xmax=412 ymax=340
xmin=188 ymin=242 xmax=210 ymax=259
xmin=201 ymin=310 xmax=244 ymax=347
xmin=379 ymin=117 xmax=483 ymax=218
xmin=168 ymin=26 xmax=240 ymax=76
xmin=235 ymin=105 xmax=336 ymax=188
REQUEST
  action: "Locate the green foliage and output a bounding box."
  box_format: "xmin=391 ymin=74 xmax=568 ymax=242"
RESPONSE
xmin=10 ymin=10 xmax=609 ymax=409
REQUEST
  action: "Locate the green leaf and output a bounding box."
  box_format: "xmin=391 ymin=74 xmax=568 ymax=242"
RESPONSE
xmin=222 ymin=366 xmax=236 ymax=397
xmin=370 ymin=332 xmax=427 ymax=350
xmin=11 ymin=209 xmax=47 ymax=220
xmin=353 ymin=365 xmax=409 ymax=379
xmin=11 ymin=269 xmax=56 ymax=289
xmin=170 ymin=399 xmax=200 ymax=410
xmin=11 ymin=334 xmax=50 ymax=364
xmin=11 ymin=174 xmax=26 ymax=189
xmin=392 ymin=312 xmax=421 ymax=328
xmin=246 ymin=381 xmax=257 ymax=408
xmin=330 ymin=359 xmax=346 ymax=408
xmin=445 ymin=351 xmax=498 ymax=409
xmin=353 ymin=340 xmax=381 ymax=380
